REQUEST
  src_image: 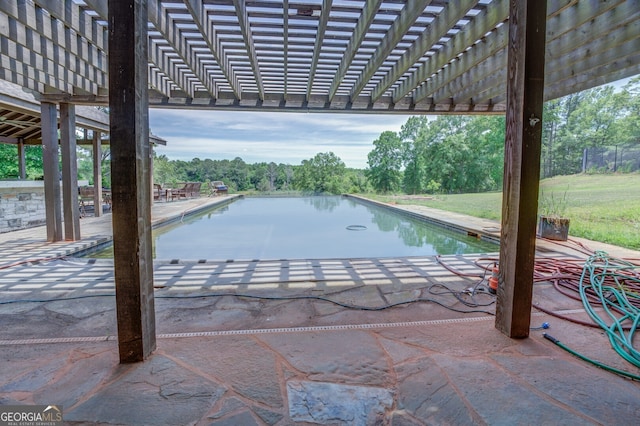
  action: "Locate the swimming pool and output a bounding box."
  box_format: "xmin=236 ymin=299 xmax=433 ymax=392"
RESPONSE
xmin=88 ymin=196 xmax=497 ymax=260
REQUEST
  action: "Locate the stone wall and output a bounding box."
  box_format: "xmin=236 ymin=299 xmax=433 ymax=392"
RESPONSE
xmin=0 ymin=181 xmax=73 ymax=233
xmin=0 ymin=189 xmax=47 ymax=232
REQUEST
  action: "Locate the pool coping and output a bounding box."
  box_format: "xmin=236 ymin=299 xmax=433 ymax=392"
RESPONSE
xmin=68 ymin=195 xmax=244 ymax=258
xmin=345 ymin=194 xmax=502 ymax=245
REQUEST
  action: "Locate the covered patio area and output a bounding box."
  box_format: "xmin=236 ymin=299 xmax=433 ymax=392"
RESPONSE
xmin=0 ymin=0 xmax=638 ymax=423
xmin=0 ymin=196 xmax=639 ymax=424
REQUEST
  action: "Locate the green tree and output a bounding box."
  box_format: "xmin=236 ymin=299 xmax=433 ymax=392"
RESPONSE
xmin=413 ymin=115 xmax=504 ymax=194
xmin=153 ymin=154 xmax=179 ymax=185
xmin=366 ymin=131 xmax=402 ymax=193
xmin=294 ymin=152 xmax=346 ymax=194
xmin=0 ymin=144 xmax=45 ymax=179
xmin=399 ymin=116 xmax=429 ymax=194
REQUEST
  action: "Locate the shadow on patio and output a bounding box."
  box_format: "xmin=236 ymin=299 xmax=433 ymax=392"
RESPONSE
xmin=0 ymin=197 xmax=639 ymax=425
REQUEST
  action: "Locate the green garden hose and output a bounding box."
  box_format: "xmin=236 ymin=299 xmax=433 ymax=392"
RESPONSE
xmin=578 ymin=251 xmax=640 ymax=368
xmin=543 ymin=333 xmax=640 ymax=381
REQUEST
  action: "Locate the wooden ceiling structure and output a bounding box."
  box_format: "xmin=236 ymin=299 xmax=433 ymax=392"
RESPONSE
xmin=0 ymin=80 xmax=110 ymax=144
xmin=0 ymin=0 xmax=638 ymax=363
xmin=1 ymin=0 xmax=638 ymax=114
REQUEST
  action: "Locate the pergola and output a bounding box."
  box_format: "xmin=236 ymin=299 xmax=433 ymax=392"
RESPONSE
xmin=0 ymin=0 xmax=638 ymax=362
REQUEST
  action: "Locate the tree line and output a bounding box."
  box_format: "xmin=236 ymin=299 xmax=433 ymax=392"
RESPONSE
xmin=366 ymin=77 xmax=639 ymax=194
xmin=0 ymin=77 xmax=636 ymax=195
xmin=153 ymin=151 xmax=371 ymax=194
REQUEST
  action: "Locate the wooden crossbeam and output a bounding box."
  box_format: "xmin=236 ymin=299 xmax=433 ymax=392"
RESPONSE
xmin=328 ymin=0 xmax=382 ymax=100
xmin=147 ymin=38 xmax=195 ymax=96
xmin=405 ymin=0 xmax=509 ymax=104
xmin=148 ymin=66 xmax=175 ymax=98
xmin=447 ymin=0 xmax=638 ymax=105
xmin=32 ymin=0 xmax=107 ymax=53
xmin=350 ymin=0 xmax=429 ymax=99
xmin=233 ymin=0 xmax=265 ymax=100
xmin=430 ymin=31 xmax=508 ymax=105
xmin=184 ymin=0 xmax=241 ymax=98
xmin=415 ymin=0 xmax=630 ymax=105
xmin=148 ymin=0 xmax=217 ymax=98
xmin=306 ymin=0 xmax=332 ymax=99
xmin=371 ymin=0 xmax=478 ymax=103
xmin=0 ymin=2 xmax=106 ymax=93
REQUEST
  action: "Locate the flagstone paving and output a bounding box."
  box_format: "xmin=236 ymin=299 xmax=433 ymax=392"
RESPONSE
xmin=0 ymin=195 xmax=639 ymax=425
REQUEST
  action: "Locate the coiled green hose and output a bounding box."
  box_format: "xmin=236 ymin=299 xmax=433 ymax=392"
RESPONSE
xmin=579 ymin=251 xmax=640 ymax=368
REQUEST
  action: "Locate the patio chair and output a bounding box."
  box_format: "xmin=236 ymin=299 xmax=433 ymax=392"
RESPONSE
xmin=168 ymin=182 xmax=190 ymax=201
xmin=207 ymin=181 xmax=218 ymax=197
xmin=190 ymin=182 xmax=202 ymax=197
xmin=78 ymin=186 xmax=111 ymax=215
xmin=78 ymin=186 xmax=94 ymax=216
xmin=153 ymin=183 xmax=164 ymax=201
xmin=211 ymin=181 xmax=228 ymax=195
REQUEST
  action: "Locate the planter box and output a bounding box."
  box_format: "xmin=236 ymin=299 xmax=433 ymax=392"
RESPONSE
xmin=538 ymin=216 xmax=570 ymax=241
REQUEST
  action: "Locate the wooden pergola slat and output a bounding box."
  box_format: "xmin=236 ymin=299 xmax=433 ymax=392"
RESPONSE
xmin=328 ymin=0 xmax=382 ymax=101
xmin=350 ymin=0 xmax=430 ymax=99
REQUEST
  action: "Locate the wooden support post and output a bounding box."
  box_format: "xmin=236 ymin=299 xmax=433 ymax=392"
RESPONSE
xmin=40 ymin=102 xmax=62 ymax=242
xmin=17 ymin=139 xmax=26 ymax=179
xmin=150 ymin=145 xmax=155 ymax=204
xmin=60 ymin=103 xmax=81 ymax=240
xmin=496 ymin=0 xmax=547 ymax=338
xmin=92 ymin=131 xmax=103 ymax=217
xmin=109 ymin=0 xmax=156 ymax=363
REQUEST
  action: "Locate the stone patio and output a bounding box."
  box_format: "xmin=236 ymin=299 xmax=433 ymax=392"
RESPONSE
xmin=0 ymin=195 xmax=639 ymax=425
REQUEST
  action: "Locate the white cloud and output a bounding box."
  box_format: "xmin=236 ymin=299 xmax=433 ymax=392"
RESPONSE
xmin=150 ymin=109 xmax=410 ymax=168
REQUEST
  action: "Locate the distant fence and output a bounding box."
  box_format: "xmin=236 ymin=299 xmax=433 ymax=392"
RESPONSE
xmin=583 ymin=144 xmax=640 ymax=172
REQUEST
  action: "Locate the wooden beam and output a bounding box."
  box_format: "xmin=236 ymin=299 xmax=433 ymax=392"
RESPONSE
xmin=411 ymin=0 xmax=627 ymax=105
xmin=350 ymin=0 xmax=429 ymax=99
xmin=328 ymin=0 xmax=382 ymax=100
xmin=37 ymin=93 xmax=109 ymax=105
xmin=109 ymin=0 xmax=156 ymax=363
xmin=496 ymin=0 xmax=547 ymax=338
xmin=284 ymin=0 xmax=289 ymax=97
xmin=184 ymin=0 xmax=241 ymax=98
xmin=474 ymin=0 xmax=638 ymax=104
xmin=306 ymin=0 xmax=332 ymax=99
xmin=148 ymin=66 xmax=175 ymax=98
xmin=147 ymin=0 xmax=217 ymax=98
xmin=1 ymin=1 xmax=106 ymax=93
xmin=147 ymin=38 xmax=195 ymax=96
xmin=92 ymin=130 xmax=102 ymax=217
xmin=32 ymin=0 xmax=107 ymax=54
xmin=59 ymin=102 xmax=80 ymax=240
xmin=371 ymin=0 xmax=477 ymax=103
xmin=40 ymin=101 xmax=62 ymax=242
xmin=233 ymin=0 xmax=265 ymax=100
xmin=17 ymin=139 xmax=26 ymax=179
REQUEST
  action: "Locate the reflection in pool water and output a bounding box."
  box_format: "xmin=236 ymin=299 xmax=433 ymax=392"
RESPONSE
xmin=87 ymin=196 xmax=497 ymax=260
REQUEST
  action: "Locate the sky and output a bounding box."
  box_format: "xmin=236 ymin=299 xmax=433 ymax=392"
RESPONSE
xmin=149 ymin=76 xmax=636 ymax=170
xmin=149 ymin=109 xmax=409 ymax=169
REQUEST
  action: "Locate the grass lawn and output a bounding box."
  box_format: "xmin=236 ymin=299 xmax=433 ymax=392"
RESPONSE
xmin=368 ymin=173 xmax=640 ymax=251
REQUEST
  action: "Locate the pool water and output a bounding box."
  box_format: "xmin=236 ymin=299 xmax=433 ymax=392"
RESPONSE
xmin=89 ymin=196 xmax=497 ymax=260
